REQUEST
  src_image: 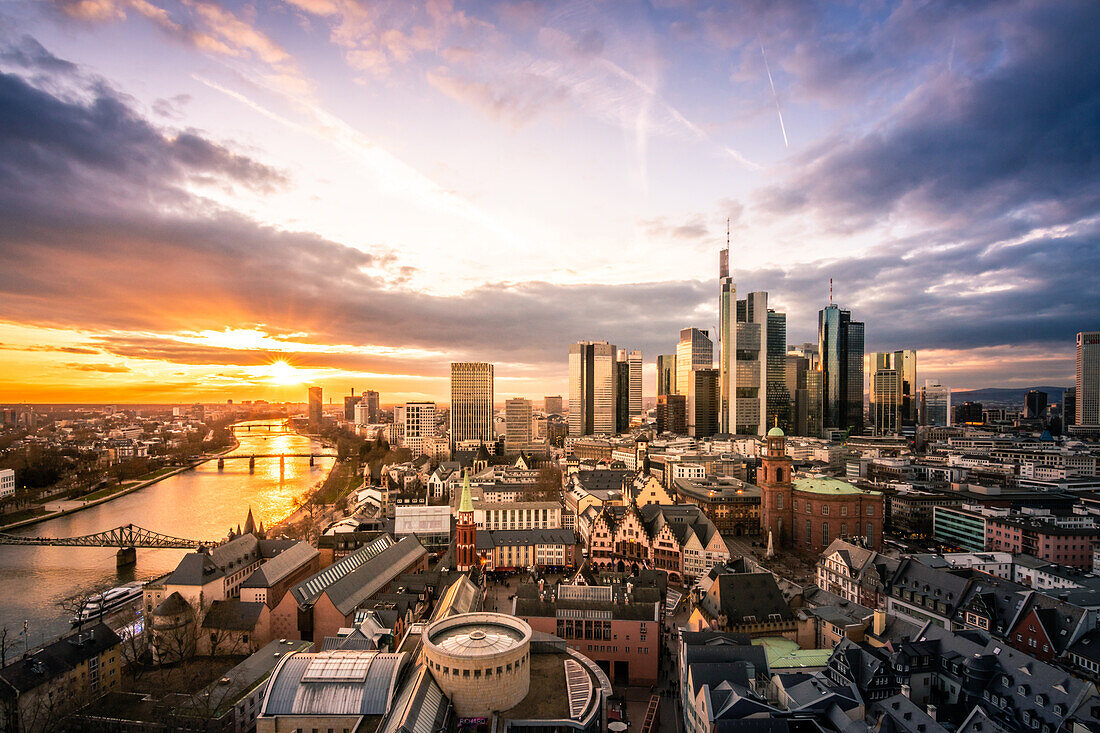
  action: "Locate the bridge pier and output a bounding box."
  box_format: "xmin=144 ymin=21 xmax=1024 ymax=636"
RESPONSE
xmin=217 ymin=457 xmax=224 ymax=470
xmin=309 ymin=454 xmax=315 ymax=466
xmin=116 ymin=546 xmax=136 ymax=568
xmin=249 ymin=456 xmax=255 ymax=473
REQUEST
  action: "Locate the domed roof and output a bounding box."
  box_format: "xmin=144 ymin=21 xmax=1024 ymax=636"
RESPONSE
xmin=768 ymin=426 xmax=785 ymax=437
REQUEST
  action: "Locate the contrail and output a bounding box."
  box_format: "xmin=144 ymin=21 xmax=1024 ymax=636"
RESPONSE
xmin=760 ymin=44 xmax=789 ymax=149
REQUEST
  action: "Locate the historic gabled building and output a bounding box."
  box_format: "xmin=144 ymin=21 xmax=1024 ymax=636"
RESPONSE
xmin=817 ymin=539 xmax=898 ymax=609
xmin=588 ymin=502 xmax=729 ymax=583
xmin=626 ymin=472 xmax=678 ymax=506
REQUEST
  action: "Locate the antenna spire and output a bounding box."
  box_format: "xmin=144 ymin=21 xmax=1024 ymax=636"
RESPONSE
xmin=726 ymin=217 xmax=730 ymax=247
xmin=829 ymin=277 xmax=833 ymax=304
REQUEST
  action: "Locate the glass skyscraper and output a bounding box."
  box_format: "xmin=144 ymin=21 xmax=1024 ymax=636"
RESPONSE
xmin=818 ymin=304 xmax=865 ymax=435
xmin=718 ymin=247 xmax=768 ymax=435
xmin=569 ymin=341 xmax=617 ymax=436
xmin=656 ymin=354 xmax=676 ymax=396
xmin=766 ymin=310 xmax=789 ymax=432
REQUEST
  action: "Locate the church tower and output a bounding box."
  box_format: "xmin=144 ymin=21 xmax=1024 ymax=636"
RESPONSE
xmin=759 ymin=425 xmax=794 ymax=548
xmin=456 ymin=471 xmax=477 ymax=571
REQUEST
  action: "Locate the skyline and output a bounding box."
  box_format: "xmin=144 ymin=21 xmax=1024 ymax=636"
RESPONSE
xmin=1 ymin=0 xmax=1098 ymax=403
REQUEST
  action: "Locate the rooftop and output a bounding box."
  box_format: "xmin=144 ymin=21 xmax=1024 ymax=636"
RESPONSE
xmin=752 ymin=637 xmax=832 ymax=669
xmin=794 ymin=476 xmax=876 ymax=496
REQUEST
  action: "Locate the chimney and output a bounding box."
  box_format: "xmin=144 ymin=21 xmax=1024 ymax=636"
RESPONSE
xmin=901 ymin=684 xmax=911 ymax=699
xmin=926 ymin=704 xmax=937 ymax=721
xmin=873 ymin=610 xmax=886 ymax=636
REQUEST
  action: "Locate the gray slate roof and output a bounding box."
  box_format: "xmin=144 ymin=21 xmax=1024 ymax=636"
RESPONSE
xmin=240 ymin=541 xmax=318 ymax=589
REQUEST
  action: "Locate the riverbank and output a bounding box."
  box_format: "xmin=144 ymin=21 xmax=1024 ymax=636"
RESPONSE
xmin=0 ymin=439 xmax=243 ymax=534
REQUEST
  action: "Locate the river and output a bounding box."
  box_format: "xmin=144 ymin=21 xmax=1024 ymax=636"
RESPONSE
xmin=0 ymin=421 xmax=334 ymax=648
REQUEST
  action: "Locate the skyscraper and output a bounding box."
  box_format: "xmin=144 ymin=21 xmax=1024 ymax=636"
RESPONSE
xmin=569 ymin=341 xmax=617 ymax=436
xmin=687 ymin=368 xmax=719 ymax=438
xmin=1064 ymin=387 xmax=1077 ymax=427
xmin=504 ymin=397 xmax=533 ymax=448
xmin=343 ymin=391 xmax=361 ymax=422
xmin=676 ymin=328 xmax=712 ymax=399
xmin=450 ymin=362 xmax=494 ymax=445
xmin=869 ymin=350 xmax=917 ymax=435
xmin=362 ymin=390 xmax=381 ymax=423
xmin=1024 ymin=390 xmax=1048 ymax=419
xmin=819 ymin=304 xmax=865 ymax=435
xmin=766 ymin=310 xmax=789 ymax=433
xmin=1076 ymin=332 xmax=1099 ymax=426
xmin=628 ymin=350 xmax=643 ymax=417
xmin=615 ymin=350 xmax=630 ymax=432
xmin=920 ymin=380 xmax=952 ymax=427
xmin=656 ymin=394 xmax=687 ymax=434
xmin=656 ymin=354 xmax=676 ymax=396
xmin=404 ymin=401 xmax=436 ymax=456
xmin=544 ymin=395 xmax=563 ymax=415
xmin=307 ymin=386 xmax=322 ymax=425
xmin=717 ymin=247 xmax=768 ymax=435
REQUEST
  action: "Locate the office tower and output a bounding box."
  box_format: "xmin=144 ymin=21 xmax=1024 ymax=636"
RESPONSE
xmin=819 ymin=304 xmax=865 ymax=434
xmin=920 ymin=380 xmax=952 ymax=427
xmin=1064 ymin=387 xmax=1077 ymax=427
xmin=687 ymin=368 xmax=719 ymax=438
xmin=393 ymin=404 xmax=406 ymax=425
xmin=450 ymin=362 xmax=494 ymax=445
xmin=353 ymin=403 xmax=371 ymax=426
xmin=504 ymin=398 xmax=533 ymax=448
xmin=656 ymin=354 xmax=676 ymax=396
xmin=569 ymin=341 xmax=617 ymax=436
xmin=954 ymin=401 xmax=983 ymax=425
xmin=676 ymin=328 xmax=712 ymax=399
xmin=798 ymin=371 xmax=824 ymax=437
xmin=544 ymin=395 xmax=563 ymax=415
xmin=869 ymin=350 xmax=917 ymax=435
xmin=404 ymin=402 xmax=436 ymax=456
xmin=360 ymin=390 xmax=380 ymax=423
xmin=628 ymin=350 xmax=643 ymax=417
xmin=615 ymin=351 xmax=630 ymax=432
xmin=307 ymin=386 xmax=322 ymax=425
xmin=343 ymin=390 xmax=361 ymax=422
xmin=717 ymin=248 xmax=768 ymax=435
xmin=1025 ymin=390 xmax=1048 ymax=419
xmin=1076 ymin=332 xmax=1100 ymax=426
xmin=656 ymin=394 xmax=687 ymax=434
xmin=766 ymin=310 xmax=789 ymax=433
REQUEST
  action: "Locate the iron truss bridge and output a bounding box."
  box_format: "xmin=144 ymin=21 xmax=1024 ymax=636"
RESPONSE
xmin=0 ymin=524 xmax=215 ymax=549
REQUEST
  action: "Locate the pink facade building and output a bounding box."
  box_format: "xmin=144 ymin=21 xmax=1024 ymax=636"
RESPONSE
xmin=986 ymin=516 xmax=1096 ymax=569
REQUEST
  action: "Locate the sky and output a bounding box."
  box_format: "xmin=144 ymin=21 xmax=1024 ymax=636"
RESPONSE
xmin=0 ymin=0 xmax=1097 ymax=405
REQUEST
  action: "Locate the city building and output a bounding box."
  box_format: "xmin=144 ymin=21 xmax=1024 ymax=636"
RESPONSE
xmin=819 ymin=303 xmax=865 ymax=435
xmin=615 ymin=350 xmax=631 ymax=432
xmin=0 ymin=468 xmax=14 ymax=499
xmin=919 ymin=380 xmax=952 ymax=426
xmin=657 ymin=393 xmax=687 ymax=434
xmin=343 ymin=391 xmax=361 ymax=421
xmin=362 ymin=389 xmax=381 ymax=423
xmin=450 ymin=362 xmax=494 ymax=444
xmin=569 ymin=340 xmax=617 ymax=436
xmin=504 ymin=397 xmax=533 ymax=449
xmin=673 ymin=476 xmax=762 ymax=537
xmin=1065 ymin=386 xmax=1077 ymax=427
xmin=986 ymin=514 xmax=1097 ymax=568
xmin=628 ymin=349 xmax=642 ymax=417
xmin=932 ymin=505 xmax=988 ymax=552
xmin=869 ymin=350 xmax=916 ymax=435
xmin=403 ymin=401 xmax=436 ymax=456
xmin=717 ymin=247 xmax=769 ymax=435
xmin=767 ymin=309 xmax=791 ymax=434
xmin=657 ymin=353 xmax=676 ymax=396
xmin=544 ymin=395 xmax=563 ymax=415
xmin=515 ymin=582 xmax=660 ymax=685
xmin=817 ymin=539 xmax=897 ymax=608
xmin=0 ymin=623 xmax=123 ymax=732
xmin=1025 ymin=389 xmax=1048 ymax=419
xmin=1078 ymin=331 xmax=1100 ymax=426
xmin=686 ymin=368 xmax=719 ymax=438
xmin=676 ymin=328 xmax=713 ymax=399
xmin=787 ymin=348 xmax=824 ymax=437
xmin=307 ymin=385 xmax=322 ymax=425
xmin=688 ymin=562 xmax=797 ymax=639
xmin=456 ymin=473 xmax=477 ymax=571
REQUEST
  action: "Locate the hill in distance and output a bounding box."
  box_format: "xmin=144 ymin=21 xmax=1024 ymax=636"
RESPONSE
xmin=951 ymin=385 xmax=1068 ymax=408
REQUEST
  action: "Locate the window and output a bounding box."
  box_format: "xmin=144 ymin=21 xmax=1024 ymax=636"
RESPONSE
xmin=777 ymin=493 xmax=783 ymax=509
xmin=822 ymin=504 xmax=830 ymax=515
xmin=867 ymin=506 xmax=874 ymax=516
xmin=822 ymin=522 xmax=830 ymax=545
xmin=841 ymin=505 xmax=848 ymax=516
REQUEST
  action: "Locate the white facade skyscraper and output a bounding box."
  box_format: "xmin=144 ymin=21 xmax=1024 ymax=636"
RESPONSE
xmin=450 ymin=362 xmax=494 ymax=445
xmin=718 ymin=247 xmax=768 ymax=435
xmin=628 ymin=350 xmax=642 ymax=417
xmin=1077 ymin=331 xmax=1100 ymax=426
xmin=504 ymin=397 xmax=533 ymax=448
xmin=920 ymin=380 xmax=952 ymax=427
xmin=404 ymin=401 xmax=436 ymax=456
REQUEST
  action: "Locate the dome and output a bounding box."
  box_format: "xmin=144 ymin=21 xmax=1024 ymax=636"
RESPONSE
xmin=768 ymin=426 xmax=785 ymax=437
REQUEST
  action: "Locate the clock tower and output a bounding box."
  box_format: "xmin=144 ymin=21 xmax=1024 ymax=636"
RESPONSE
xmin=759 ymin=425 xmax=794 ymax=548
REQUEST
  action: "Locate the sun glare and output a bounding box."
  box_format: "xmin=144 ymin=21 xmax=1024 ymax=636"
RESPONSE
xmin=266 ymin=360 xmax=301 ymax=385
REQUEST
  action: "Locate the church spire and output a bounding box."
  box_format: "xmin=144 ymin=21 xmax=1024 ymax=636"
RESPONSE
xmin=458 ymin=470 xmax=474 ymax=514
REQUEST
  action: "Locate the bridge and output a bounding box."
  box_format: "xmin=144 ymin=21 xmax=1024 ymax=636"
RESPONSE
xmin=231 ymin=423 xmax=291 ymax=431
xmin=212 ymin=453 xmax=337 ymax=471
xmin=0 ymin=524 xmax=217 ymax=567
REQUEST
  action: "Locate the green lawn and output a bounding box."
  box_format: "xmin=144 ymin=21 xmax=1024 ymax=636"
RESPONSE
xmin=81 ymin=484 xmax=129 ymax=501
xmin=0 ymin=507 xmax=50 ymax=525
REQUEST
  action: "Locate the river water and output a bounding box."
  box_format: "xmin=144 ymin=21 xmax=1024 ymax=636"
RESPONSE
xmin=0 ymin=421 xmax=334 ymax=648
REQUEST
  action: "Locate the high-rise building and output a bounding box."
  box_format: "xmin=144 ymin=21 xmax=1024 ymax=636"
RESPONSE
xmin=1076 ymin=332 xmax=1099 ymax=426
xmin=615 ymin=351 xmax=631 ymax=433
xmin=307 ymin=386 xmax=323 ymax=425
xmin=676 ymin=328 xmax=712 ymax=399
xmin=569 ymin=341 xmax=617 ymax=436
xmin=797 ymin=371 xmax=824 ymax=437
xmin=544 ymin=396 xmax=563 ymax=415
xmin=869 ymin=350 xmax=917 ymax=435
xmin=343 ymin=391 xmax=362 ymax=422
xmin=627 ymin=350 xmax=643 ymax=417
xmin=656 ymin=394 xmax=687 ymax=434
xmin=1024 ymin=390 xmax=1048 ymax=419
xmin=686 ymin=368 xmax=719 ymax=438
xmin=919 ymin=380 xmax=952 ymax=427
xmin=819 ymin=304 xmax=864 ymax=435
xmin=656 ymin=354 xmax=676 ymax=397
xmin=362 ymin=390 xmax=381 ymax=423
xmin=1064 ymin=387 xmax=1077 ymax=427
xmin=450 ymin=362 xmax=494 ymax=445
xmin=766 ymin=310 xmax=789 ymax=433
xmin=717 ymin=249 xmax=768 ymax=435
xmin=404 ymin=402 xmax=436 ymax=456
xmin=504 ymin=398 xmax=533 ymax=448
xmin=954 ymin=401 xmax=983 ymax=425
